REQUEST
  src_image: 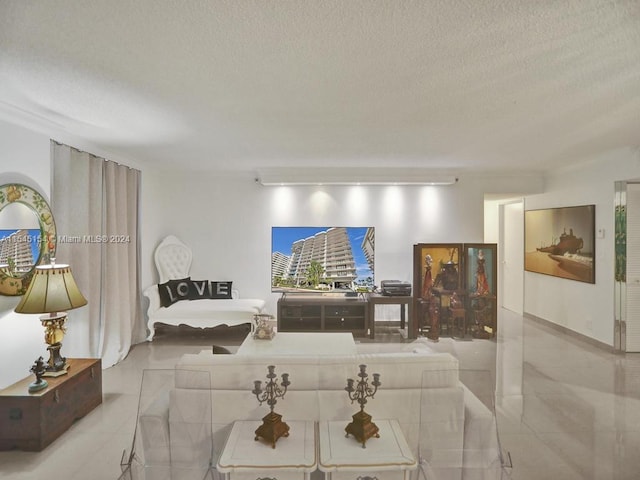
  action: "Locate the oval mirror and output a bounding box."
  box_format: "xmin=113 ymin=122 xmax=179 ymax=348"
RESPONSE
xmin=0 ymin=184 xmax=56 ymax=296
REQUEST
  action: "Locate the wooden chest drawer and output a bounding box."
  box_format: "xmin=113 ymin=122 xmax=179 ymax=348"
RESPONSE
xmin=0 ymin=358 xmax=102 ymax=451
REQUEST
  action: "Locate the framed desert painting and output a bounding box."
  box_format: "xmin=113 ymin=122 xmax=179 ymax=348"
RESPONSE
xmin=524 ymin=205 xmax=595 ymax=283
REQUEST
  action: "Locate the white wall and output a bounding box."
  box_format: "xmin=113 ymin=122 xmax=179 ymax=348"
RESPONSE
xmin=524 ymin=147 xmax=640 ymax=346
xmin=0 ymin=120 xmax=52 ymax=389
xmin=141 ymin=170 xmax=544 ymax=317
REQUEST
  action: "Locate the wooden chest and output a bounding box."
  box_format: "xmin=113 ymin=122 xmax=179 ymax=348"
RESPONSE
xmin=0 ymin=358 xmax=102 ymax=451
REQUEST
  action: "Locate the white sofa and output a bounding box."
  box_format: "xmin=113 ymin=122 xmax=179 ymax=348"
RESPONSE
xmin=144 ymin=235 xmax=266 ymax=340
xmin=135 ymin=350 xmax=501 ymax=480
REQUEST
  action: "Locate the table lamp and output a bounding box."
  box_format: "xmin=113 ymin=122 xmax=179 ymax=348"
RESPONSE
xmin=14 ymin=259 xmax=88 ymax=376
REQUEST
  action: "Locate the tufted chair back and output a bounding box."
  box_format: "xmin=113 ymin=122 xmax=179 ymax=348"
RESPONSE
xmin=154 ymin=235 xmax=193 ymax=283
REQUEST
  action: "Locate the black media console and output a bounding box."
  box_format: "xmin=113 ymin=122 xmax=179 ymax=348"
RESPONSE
xmin=277 ymin=296 xmax=370 ymax=337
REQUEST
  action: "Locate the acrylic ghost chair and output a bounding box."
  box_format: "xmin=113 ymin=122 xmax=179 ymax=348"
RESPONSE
xmin=417 ymin=368 xmax=512 ymax=480
xmin=118 ymin=368 xmax=215 ymax=480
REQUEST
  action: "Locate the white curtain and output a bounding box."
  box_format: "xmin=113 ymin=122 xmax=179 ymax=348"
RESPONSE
xmin=51 ymin=141 xmax=143 ymax=368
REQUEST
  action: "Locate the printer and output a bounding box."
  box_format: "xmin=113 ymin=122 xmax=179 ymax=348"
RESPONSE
xmin=380 ymin=280 xmax=412 ymax=296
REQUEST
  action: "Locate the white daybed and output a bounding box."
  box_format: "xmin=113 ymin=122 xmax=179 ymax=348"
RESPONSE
xmin=143 ymin=235 xmax=265 ymax=341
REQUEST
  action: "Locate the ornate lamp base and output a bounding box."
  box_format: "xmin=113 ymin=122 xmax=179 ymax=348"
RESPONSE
xmin=43 ymin=343 xmax=69 ymax=377
xmin=254 ymin=411 xmax=290 ymax=448
xmin=41 ymin=314 xmax=69 ymax=377
xmin=345 ymin=409 xmax=380 ymax=448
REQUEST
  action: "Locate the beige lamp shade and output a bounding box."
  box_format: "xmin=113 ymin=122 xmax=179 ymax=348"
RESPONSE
xmin=15 ymin=263 xmax=87 ymax=314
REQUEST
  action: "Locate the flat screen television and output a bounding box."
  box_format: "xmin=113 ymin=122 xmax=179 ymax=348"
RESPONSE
xmin=271 ymin=226 xmax=375 ymax=293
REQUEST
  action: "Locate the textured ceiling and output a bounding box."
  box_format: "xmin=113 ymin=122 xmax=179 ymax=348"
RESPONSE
xmin=1 ymin=0 xmax=639 ymax=174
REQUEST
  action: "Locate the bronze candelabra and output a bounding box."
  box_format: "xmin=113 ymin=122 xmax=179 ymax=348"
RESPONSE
xmin=252 ymin=365 xmax=290 ymax=448
xmin=345 ymin=364 xmax=381 ymax=448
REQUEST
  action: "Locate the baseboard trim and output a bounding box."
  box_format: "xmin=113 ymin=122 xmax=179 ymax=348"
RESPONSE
xmin=524 ymin=313 xmax=616 ymax=353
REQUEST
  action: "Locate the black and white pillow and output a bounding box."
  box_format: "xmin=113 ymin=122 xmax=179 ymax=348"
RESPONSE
xmin=158 ymin=277 xmax=191 ymax=307
xmin=210 ymin=281 xmax=233 ymax=299
xmin=188 ymin=280 xmax=212 ymax=300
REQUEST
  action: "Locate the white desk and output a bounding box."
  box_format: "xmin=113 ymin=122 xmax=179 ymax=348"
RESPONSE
xmin=236 ymin=332 xmax=357 ymax=356
xmin=217 ymin=420 xmax=317 ymax=480
xmin=318 ymin=419 xmax=417 ymax=480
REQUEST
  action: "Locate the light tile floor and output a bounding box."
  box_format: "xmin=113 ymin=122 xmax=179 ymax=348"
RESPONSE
xmin=1 ymin=310 xmax=639 ymax=479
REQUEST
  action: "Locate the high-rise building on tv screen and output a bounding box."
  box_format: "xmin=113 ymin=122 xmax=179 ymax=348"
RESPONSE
xmin=271 ymin=226 xmax=374 ymax=293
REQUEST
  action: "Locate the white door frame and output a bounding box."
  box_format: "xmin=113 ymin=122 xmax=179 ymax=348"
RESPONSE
xmin=499 ymin=199 xmax=524 ymax=315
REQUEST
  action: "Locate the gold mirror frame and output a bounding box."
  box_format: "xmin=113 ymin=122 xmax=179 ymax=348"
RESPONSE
xmin=0 ymin=184 xmax=57 ymax=296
